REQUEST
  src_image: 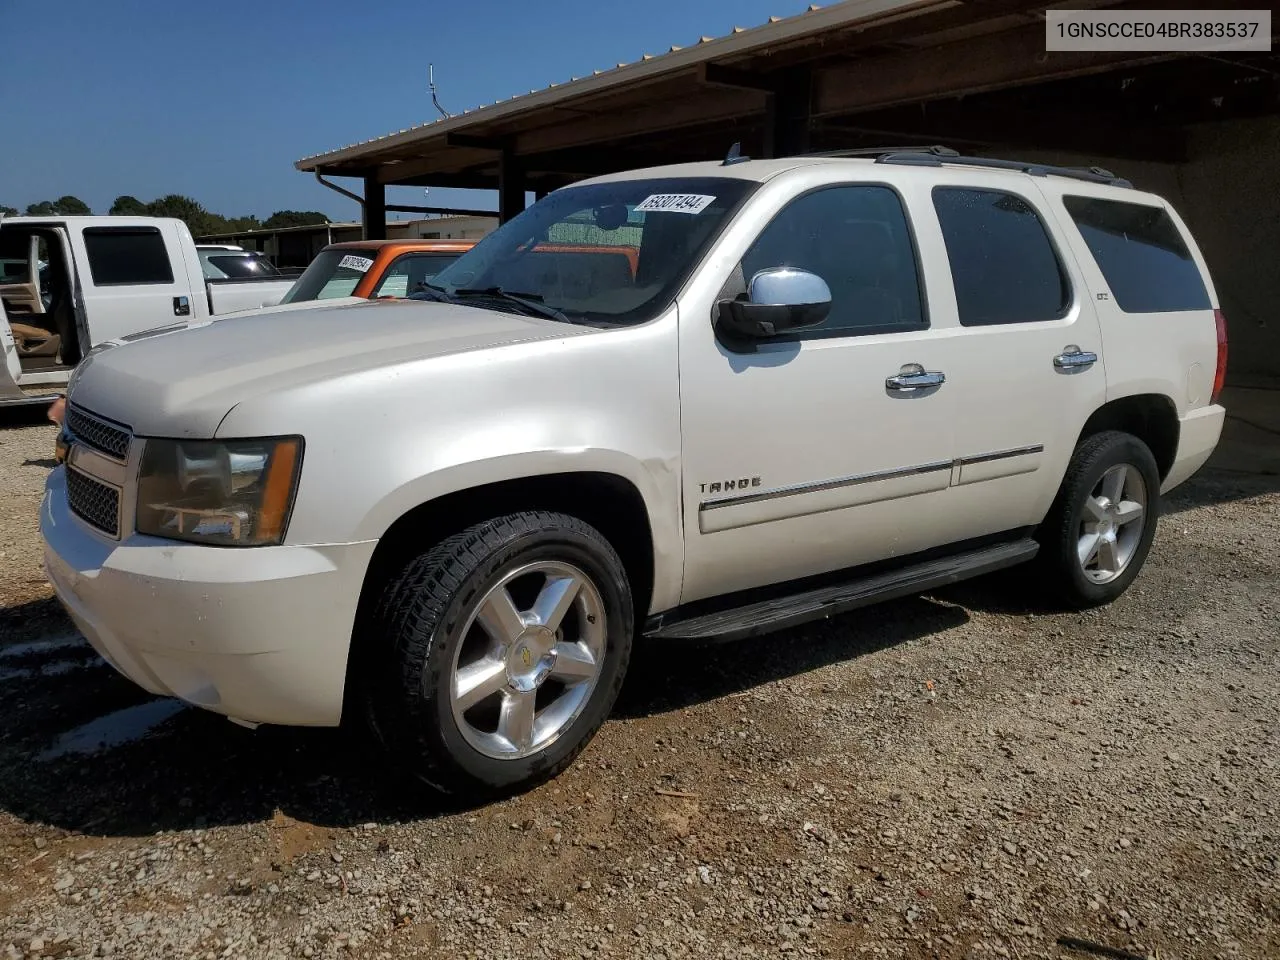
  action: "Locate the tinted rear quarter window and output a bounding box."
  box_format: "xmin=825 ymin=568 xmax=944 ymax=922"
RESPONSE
xmin=1062 ymin=196 xmax=1210 ymax=313
xmin=83 ymin=228 xmax=173 ymax=285
xmin=933 ymin=187 xmax=1069 ymax=326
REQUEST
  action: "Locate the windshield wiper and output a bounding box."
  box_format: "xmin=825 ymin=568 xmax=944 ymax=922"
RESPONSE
xmin=408 ymin=281 xmax=453 ymax=303
xmin=451 ymin=286 xmax=572 ymax=324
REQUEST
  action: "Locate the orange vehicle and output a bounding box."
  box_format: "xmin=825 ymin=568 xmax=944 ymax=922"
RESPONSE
xmin=278 ymin=239 xmax=478 ymax=305
xmin=280 ymin=238 xmax=641 ymax=306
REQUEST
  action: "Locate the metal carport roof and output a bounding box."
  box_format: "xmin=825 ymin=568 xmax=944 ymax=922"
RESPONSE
xmin=296 ymin=0 xmax=1278 ymax=232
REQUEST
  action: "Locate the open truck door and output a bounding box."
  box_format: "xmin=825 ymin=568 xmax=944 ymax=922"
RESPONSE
xmin=0 ymin=217 xmax=56 ymax=408
xmin=0 ymin=300 xmax=26 ymax=405
xmin=65 ymin=218 xmax=204 ymax=343
xmin=0 ymin=217 xmax=28 ymax=401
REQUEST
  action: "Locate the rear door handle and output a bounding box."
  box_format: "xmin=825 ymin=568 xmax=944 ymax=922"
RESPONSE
xmin=1054 ymin=345 xmax=1097 ymax=370
xmin=886 ymin=363 xmax=945 ymax=391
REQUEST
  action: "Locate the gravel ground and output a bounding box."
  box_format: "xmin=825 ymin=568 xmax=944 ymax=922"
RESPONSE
xmin=0 ymin=396 xmax=1276 ymax=960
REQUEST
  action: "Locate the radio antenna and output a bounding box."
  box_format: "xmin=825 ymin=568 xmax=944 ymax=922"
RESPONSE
xmin=429 ymin=64 xmax=451 ymax=120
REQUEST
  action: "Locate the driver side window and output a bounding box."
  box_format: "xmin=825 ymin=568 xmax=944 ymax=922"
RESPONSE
xmin=740 ymin=185 xmax=927 ymax=336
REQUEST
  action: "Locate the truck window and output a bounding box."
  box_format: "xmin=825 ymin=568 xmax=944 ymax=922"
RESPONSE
xmin=739 ymin=185 xmax=926 ymax=336
xmin=932 ymin=188 xmax=1069 ymax=326
xmin=205 ymin=253 xmax=281 ymax=278
xmin=280 ymin=248 xmax=378 ymax=303
xmin=1061 ymin=196 xmax=1211 ymax=314
xmin=0 ymin=258 xmax=29 ymax=283
xmin=82 ymin=228 xmax=174 ymax=286
xmin=373 ymin=253 xmax=463 ymax=297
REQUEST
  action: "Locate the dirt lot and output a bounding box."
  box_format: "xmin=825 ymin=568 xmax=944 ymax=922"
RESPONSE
xmin=0 ymin=391 xmax=1276 ymax=960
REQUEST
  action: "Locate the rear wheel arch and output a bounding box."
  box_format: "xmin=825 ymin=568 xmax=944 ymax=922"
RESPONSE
xmin=1075 ymin=393 xmax=1179 ymax=480
xmin=1036 ymin=429 xmax=1162 ymax=608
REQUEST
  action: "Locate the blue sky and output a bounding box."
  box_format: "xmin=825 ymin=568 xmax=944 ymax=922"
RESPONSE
xmin=3 ymin=0 xmax=817 ymax=222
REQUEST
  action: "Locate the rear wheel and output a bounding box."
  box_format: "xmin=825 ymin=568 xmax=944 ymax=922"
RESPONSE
xmin=1037 ymin=430 xmax=1161 ymax=608
xmin=367 ymin=511 xmax=633 ymax=798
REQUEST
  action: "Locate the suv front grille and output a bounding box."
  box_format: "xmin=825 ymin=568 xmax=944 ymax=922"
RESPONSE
xmin=67 ymin=405 xmax=131 ymax=461
xmin=66 ymin=468 xmax=121 ymax=538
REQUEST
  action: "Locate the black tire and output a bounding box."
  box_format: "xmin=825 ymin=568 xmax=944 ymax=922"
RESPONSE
xmin=366 ymin=511 xmax=633 ymax=798
xmin=1036 ymin=430 xmax=1162 ymax=608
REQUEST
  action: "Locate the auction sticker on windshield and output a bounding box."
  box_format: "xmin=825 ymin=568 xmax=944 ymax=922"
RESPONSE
xmin=635 ymin=194 xmax=716 ymax=215
xmin=338 ymin=255 xmax=374 ymax=272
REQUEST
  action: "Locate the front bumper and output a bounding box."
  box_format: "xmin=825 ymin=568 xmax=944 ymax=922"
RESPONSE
xmin=1161 ymin=403 xmax=1226 ymax=493
xmin=40 ymin=468 xmax=376 ymax=726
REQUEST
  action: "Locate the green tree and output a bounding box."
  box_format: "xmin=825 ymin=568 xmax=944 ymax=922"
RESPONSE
xmin=0 ymin=204 xmax=17 ymax=217
xmin=23 ymin=196 xmax=92 ymax=216
xmin=109 ymin=195 xmax=148 ymax=216
xmin=262 ymin=210 xmax=328 ymax=229
xmin=221 ymin=215 xmax=262 ymax=233
xmin=143 ymin=194 xmax=224 ymax=236
xmin=54 ymin=195 xmax=91 ymax=216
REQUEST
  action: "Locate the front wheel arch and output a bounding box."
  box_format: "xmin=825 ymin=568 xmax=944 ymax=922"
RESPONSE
xmin=340 ymin=471 xmax=655 ymax=728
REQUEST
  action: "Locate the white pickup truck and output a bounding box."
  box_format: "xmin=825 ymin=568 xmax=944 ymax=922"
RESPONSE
xmin=0 ymin=216 xmax=294 ymax=407
xmin=41 ymin=150 xmax=1226 ymax=798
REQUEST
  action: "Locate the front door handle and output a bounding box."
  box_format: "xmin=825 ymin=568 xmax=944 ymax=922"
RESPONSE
xmin=886 ymin=363 xmax=946 ymax=392
xmin=1054 ymin=345 xmax=1097 ymax=370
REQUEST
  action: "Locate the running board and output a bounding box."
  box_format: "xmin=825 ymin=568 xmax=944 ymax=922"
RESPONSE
xmin=645 ymin=539 xmax=1038 ymax=642
xmin=0 ymin=393 xmax=59 ymax=409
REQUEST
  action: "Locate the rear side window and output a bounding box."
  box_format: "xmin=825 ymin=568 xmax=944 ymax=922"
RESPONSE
xmin=933 ymin=187 xmax=1069 ymax=326
xmin=1062 ymin=196 xmax=1210 ymax=313
xmin=83 ymin=228 xmax=173 ymax=286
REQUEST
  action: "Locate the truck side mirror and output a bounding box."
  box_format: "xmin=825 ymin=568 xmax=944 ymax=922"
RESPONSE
xmin=716 ymin=267 xmax=831 ymax=339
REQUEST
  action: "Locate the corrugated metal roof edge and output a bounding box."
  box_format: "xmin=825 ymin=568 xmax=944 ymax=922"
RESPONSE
xmin=294 ymin=0 xmax=936 ymax=172
xmin=196 ymin=214 xmax=498 ymax=239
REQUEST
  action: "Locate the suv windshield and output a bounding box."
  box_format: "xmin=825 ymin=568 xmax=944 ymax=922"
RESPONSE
xmin=426 ymin=177 xmax=756 ymax=326
xmin=280 ymin=248 xmax=379 ymax=303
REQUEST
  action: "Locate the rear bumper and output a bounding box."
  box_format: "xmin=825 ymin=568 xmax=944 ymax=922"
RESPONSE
xmin=1161 ymin=403 xmax=1225 ymax=493
xmin=40 ymin=468 xmax=376 ymax=726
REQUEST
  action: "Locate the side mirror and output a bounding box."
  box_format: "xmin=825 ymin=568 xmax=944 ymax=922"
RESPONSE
xmin=716 ymin=267 xmax=831 ymax=339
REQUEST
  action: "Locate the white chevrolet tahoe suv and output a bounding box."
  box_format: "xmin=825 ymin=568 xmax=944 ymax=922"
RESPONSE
xmin=41 ymin=149 xmax=1227 ymax=797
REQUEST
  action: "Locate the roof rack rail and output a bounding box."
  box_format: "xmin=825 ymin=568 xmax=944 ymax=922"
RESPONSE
xmin=803 ymin=145 xmax=958 ymax=159
xmin=874 ymin=151 xmax=1133 ymax=188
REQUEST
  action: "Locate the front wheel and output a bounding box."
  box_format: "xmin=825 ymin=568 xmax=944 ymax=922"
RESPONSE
xmin=1037 ymin=430 xmax=1162 ymax=608
xmin=367 ymin=511 xmax=633 ymax=798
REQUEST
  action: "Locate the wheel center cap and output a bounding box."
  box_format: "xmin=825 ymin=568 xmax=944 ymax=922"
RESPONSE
xmin=506 ymin=626 xmax=556 ymax=692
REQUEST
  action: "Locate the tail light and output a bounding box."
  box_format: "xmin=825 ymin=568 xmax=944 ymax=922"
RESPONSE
xmin=1211 ymin=308 xmax=1228 ymax=405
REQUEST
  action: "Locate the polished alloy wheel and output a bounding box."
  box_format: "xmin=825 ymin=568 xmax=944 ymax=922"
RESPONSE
xmin=1077 ymin=463 xmax=1147 ymax=584
xmin=448 ymin=561 xmax=606 ymax=760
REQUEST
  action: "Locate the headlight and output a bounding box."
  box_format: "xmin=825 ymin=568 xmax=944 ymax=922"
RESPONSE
xmin=135 ymin=437 xmax=303 ymax=546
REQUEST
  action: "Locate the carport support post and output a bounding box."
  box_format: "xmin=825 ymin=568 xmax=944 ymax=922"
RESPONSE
xmin=499 ymin=147 xmax=526 ymax=224
xmin=362 ymin=176 xmax=386 ymax=241
xmin=765 ymin=67 xmax=813 ymax=158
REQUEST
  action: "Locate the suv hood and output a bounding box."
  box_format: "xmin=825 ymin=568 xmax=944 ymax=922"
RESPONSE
xmin=69 ymin=299 xmax=592 ymax=437
xmin=214 ymin=296 xmax=365 ymax=320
